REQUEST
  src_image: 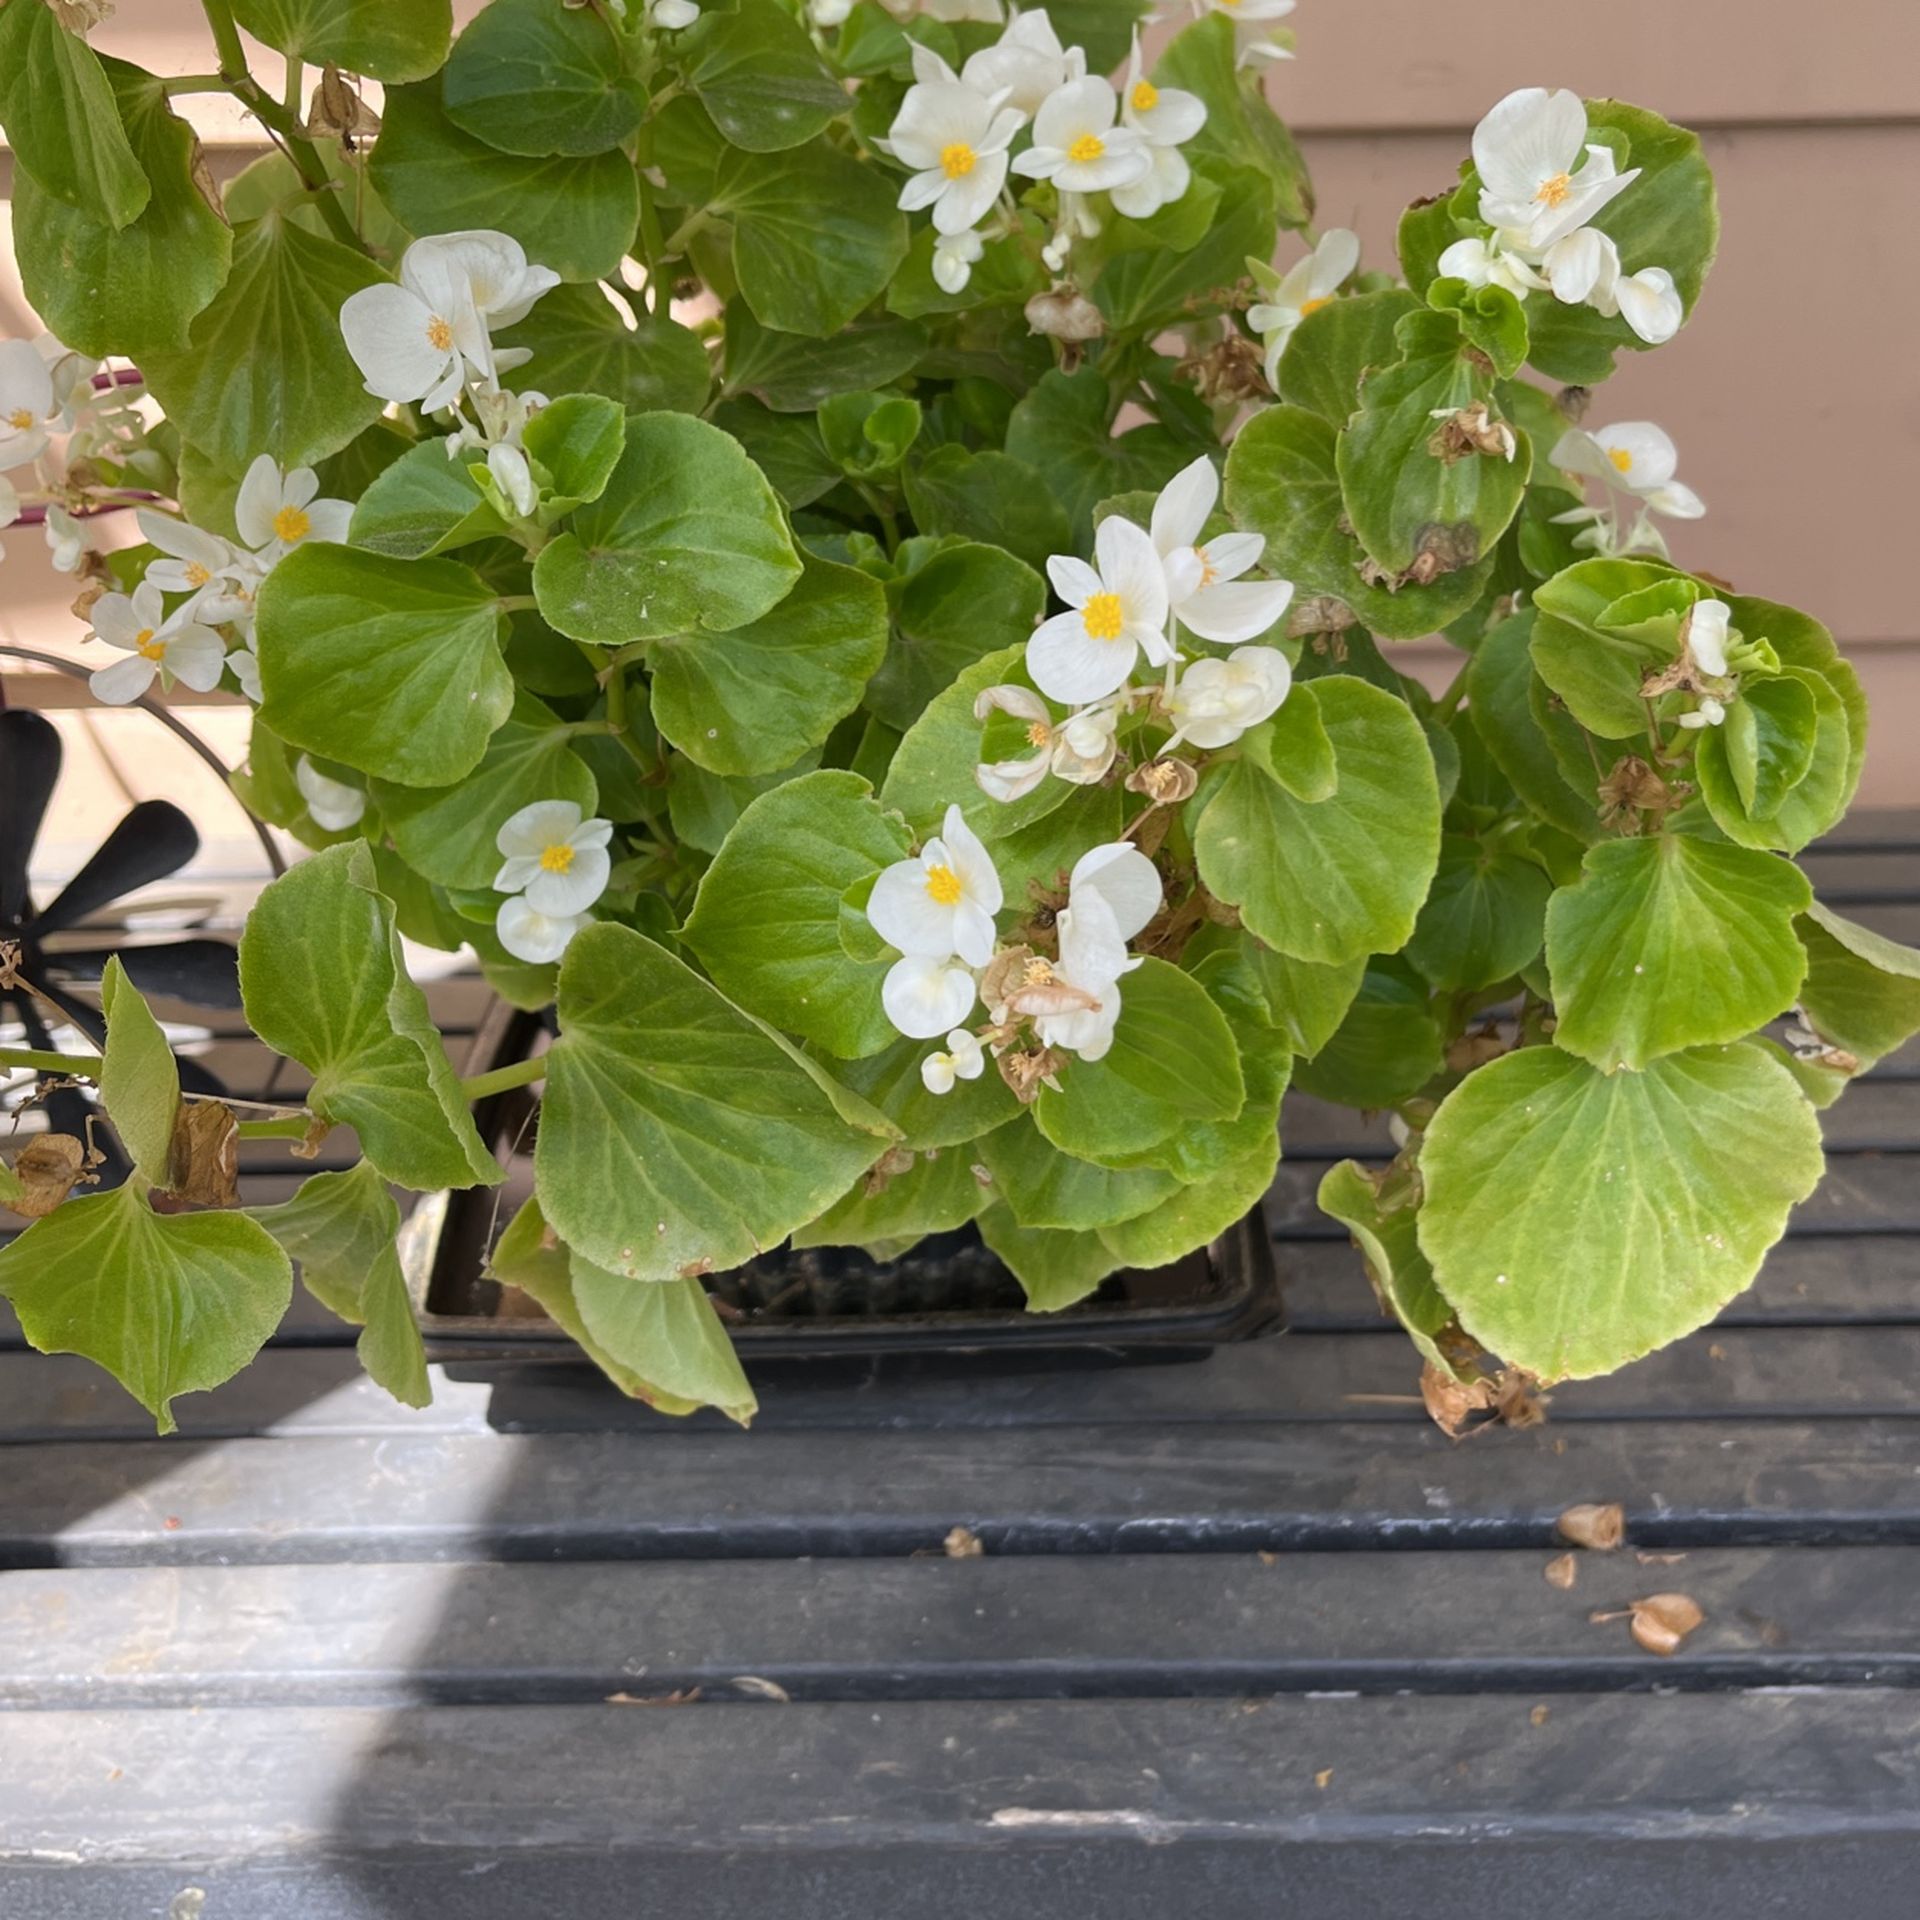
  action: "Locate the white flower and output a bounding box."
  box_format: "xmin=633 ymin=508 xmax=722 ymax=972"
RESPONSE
xmin=38 ymin=334 xmax=102 ymax=428
xmin=295 ymin=756 xmax=367 ymax=832
xmin=809 ymin=0 xmax=854 ymax=22
xmin=1029 ymin=515 xmax=1172 ymax=704
xmin=972 ymin=685 xmax=1121 ymax=802
xmin=229 ymin=646 xmax=263 ymax=704
xmin=1149 ymin=456 xmax=1294 ymax=646
xmin=1549 ymin=422 xmax=1705 ymax=519
xmin=1609 ymin=263 xmax=1683 ymax=345
xmin=1539 ymin=229 xmax=1683 ymax=344
xmin=339 ymin=230 xmax=558 ymax=411
xmin=1471 ymin=88 xmax=1639 ymax=254
xmin=932 ymin=228 xmax=986 ymax=296
xmin=921 ymin=1027 xmax=986 ymax=1095
xmin=1436 ymin=233 xmax=1546 ymax=300
xmin=235 ymin=454 xmax=351 ymax=560
xmin=1248 ymin=229 xmax=1360 ymax=386
xmin=1686 ymin=600 xmax=1732 ymax=679
xmin=87 ymin=581 xmax=225 ymax=706
xmin=1165 ymin=646 xmax=1293 ymax=750
xmin=1192 ymin=0 xmax=1295 ymax=19
xmin=1677 ymin=695 xmax=1727 ymax=732
xmin=0 ymin=338 xmax=56 ymax=471
xmin=869 ymin=802 xmax=1003 ymax=968
xmin=883 ymin=953 xmax=979 ymax=1040
xmin=493 ymin=799 xmax=614 ymax=917
xmin=887 ymin=0 xmax=1003 ymax=19
xmin=488 ymin=442 xmax=538 ymax=517
xmin=496 ymin=895 xmax=591 ymax=965
xmin=1012 ymin=77 xmax=1151 ymax=196
xmin=43 ymin=504 xmax=84 ymax=574
xmin=1013 ymin=844 xmax=1163 ymax=1063
xmin=137 ymin=510 xmax=239 ymax=617
xmin=885 ymin=54 xmax=1024 ymax=237
xmin=648 ymin=0 xmax=700 ymax=28
xmin=961 ymin=10 xmax=1077 ymax=117
xmin=1110 ymin=38 xmax=1206 ymax=220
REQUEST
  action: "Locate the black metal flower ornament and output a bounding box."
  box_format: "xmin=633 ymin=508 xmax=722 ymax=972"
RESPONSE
xmin=1 ymin=707 xmax=242 ymax=1182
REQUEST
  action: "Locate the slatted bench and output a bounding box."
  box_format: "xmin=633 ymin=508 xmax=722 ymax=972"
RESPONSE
xmin=2 ymin=817 xmax=1918 ymax=1917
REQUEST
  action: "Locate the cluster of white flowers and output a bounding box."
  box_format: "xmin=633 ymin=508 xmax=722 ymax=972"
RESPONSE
xmin=1188 ymin=0 xmax=1297 ymax=70
xmin=879 ymin=16 xmax=1207 ymax=294
xmin=1549 ymin=419 xmax=1705 ymax=561
xmin=1674 ymin=598 xmax=1734 ymax=732
xmin=867 ymin=800 xmax=1167 ymax=1088
xmin=491 ymin=800 xmax=615 ymax=964
xmin=1248 ymin=227 xmax=1359 ymax=390
xmin=1439 ymin=88 xmax=1683 ymax=346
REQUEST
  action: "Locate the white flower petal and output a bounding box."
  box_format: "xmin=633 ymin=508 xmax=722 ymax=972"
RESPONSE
xmin=497 ymin=895 xmax=586 ymax=965
xmin=339 ymin=283 xmax=455 ymax=404
xmin=1150 ymin=455 xmax=1217 ymax=556
xmin=1179 ymin=576 xmax=1294 ymax=646
xmin=90 ymin=653 xmax=157 ymax=705
xmin=883 ymin=954 xmax=977 ymax=1039
xmin=869 ymin=857 xmax=960 ymax=958
xmin=1071 ymin=843 xmax=1163 ymax=943
xmin=1028 ymin=609 xmax=1137 ymax=705
xmin=523 ymin=845 xmax=610 ymax=918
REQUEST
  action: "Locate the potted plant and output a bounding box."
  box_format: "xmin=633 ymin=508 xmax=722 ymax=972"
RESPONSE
xmin=0 ymin=0 xmax=1907 ymax=1431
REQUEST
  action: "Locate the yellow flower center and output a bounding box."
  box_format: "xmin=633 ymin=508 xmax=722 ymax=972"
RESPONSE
xmin=185 ymin=562 xmax=211 ymax=587
xmin=1196 ymin=548 xmax=1218 ymax=590
xmin=1024 ymin=957 xmax=1055 ymax=986
xmin=924 ymin=863 xmax=964 ymax=906
xmin=1299 ymin=295 xmax=1332 ymax=319
xmin=425 ymin=314 xmax=454 ymax=351
xmin=1218 ymin=0 xmax=1242 ymax=9
xmin=1082 ymin=591 xmax=1125 ymax=641
xmin=273 ymin=504 xmax=312 ymax=544
xmin=539 ymin=843 xmax=576 ymax=874
xmin=134 ymin=629 xmax=165 ymax=662
xmin=1067 ymin=132 xmax=1106 ymax=164
xmin=1535 ymin=170 xmax=1573 ymax=208
xmin=1131 ymin=80 xmax=1159 ymax=113
xmin=1025 ymin=720 xmax=1052 ymax=748
xmin=1607 ymin=446 xmax=1635 ymax=474
xmin=940 ymin=142 xmax=977 ymax=180
xmin=6 ymin=408 xmax=33 ymax=430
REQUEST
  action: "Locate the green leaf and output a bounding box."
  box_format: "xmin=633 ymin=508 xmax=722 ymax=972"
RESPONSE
xmin=143 ymin=212 xmax=384 ymax=470
xmin=238 ymin=842 xmax=501 ymax=1190
xmin=1092 ymin=162 xmax=1277 ymax=334
xmin=535 ymin=922 xmax=890 ymax=1279
xmin=249 ymin=1163 xmax=429 ymax=1409
xmin=1419 ymin=1042 xmax=1822 ymax=1380
xmin=1545 ymin=834 xmax=1811 ymax=1073
xmin=865 ymin=540 xmax=1046 ymax=734
xmin=685 ymin=0 xmax=846 ymax=153
xmin=832 ymin=1034 xmax=1019 ymax=1152
xmin=680 ymin=769 xmax=910 ymax=1058
xmin=0 ymin=0 xmax=148 ymax=226
xmin=977 ymin=1120 xmax=1178 ymax=1233
xmin=649 ymin=548 xmax=888 ymax=777
xmin=533 ymin=410 xmax=800 ymax=646
xmin=1154 ymin=14 xmax=1310 ymax=227
xmin=1033 ymin=959 xmax=1245 ymax=1168
xmin=1796 ymin=902 xmax=1920 ymax=1070
xmin=13 ymin=56 xmax=230 ymax=359
xmin=0 ymin=1188 xmax=290 ymax=1434
xmin=709 ymin=398 xmax=841 ymax=509
xmin=498 ymin=284 xmax=712 ymax=414
xmin=1245 ymin=683 xmax=1336 ymax=802
xmin=1004 ymin=368 xmax=1187 ymax=551
xmin=1290 ymin=967 xmax=1444 ymax=1108
xmin=348 ymin=441 xmax=507 ymax=560
xmin=1231 ymin=937 xmax=1365 ymax=1059
xmin=901 ymin=445 xmax=1070 ymax=575
xmin=1719 ymin=676 xmax=1816 ymax=820
xmin=1529 ymin=557 xmax=1694 ymax=739
xmin=1464 ymin=608 xmax=1600 ymax=844
xmin=230 ymin=0 xmax=451 ymax=80
xmin=441 ymin=0 xmax=645 ymax=156
xmin=1335 ymin=307 xmax=1530 ymax=579
xmin=572 ymin=1264 xmax=756 ymax=1424
xmin=522 ymin=393 xmax=625 ymax=508
xmin=668 ymin=748 xmax=819 ymax=856
xmin=1695 ymin=669 xmax=1851 ymax=856
xmin=723 ymin=301 xmax=926 ymax=412
xmin=1094 ymin=1135 xmax=1276 ymax=1273
xmin=1222 ymin=404 xmax=1494 ymax=641
xmin=371 ymin=692 xmax=598 ymax=889
xmin=977 ymin=1204 xmax=1122 ymax=1313
xmin=794 ymin=1145 xmax=991 ymax=1252
xmin=371 ymin=79 xmax=640 ymax=282
xmin=1317 ymin=1159 xmax=1460 ymax=1377
xmin=1194 ymin=675 xmax=1442 ymax=964
xmin=1277 ymin=287 xmax=1422 ymax=425
xmin=257 ymin=543 xmax=513 ymax=788
xmin=1404 ymin=832 xmax=1550 ymax=992
xmin=819 ymin=389 xmax=921 ymax=478
xmin=98 ymin=957 xmax=178 ymax=1185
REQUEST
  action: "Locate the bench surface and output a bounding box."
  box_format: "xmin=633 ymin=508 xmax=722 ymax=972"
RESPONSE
xmin=3 ymin=818 xmax=1919 ymax=1919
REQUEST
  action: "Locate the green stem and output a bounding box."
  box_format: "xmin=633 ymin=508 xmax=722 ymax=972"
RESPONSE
xmin=1431 ymin=659 xmax=1471 ymax=724
xmin=461 ymin=1058 xmax=547 ymax=1102
xmin=235 ymin=1116 xmax=315 ymax=1142
xmin=498 ymin=594 xmax=539 ymax=613
xmin=161 ymin=72 xmax=230 ymax=95
xmin=0 ymin=1047 xmax=98 ymax=1078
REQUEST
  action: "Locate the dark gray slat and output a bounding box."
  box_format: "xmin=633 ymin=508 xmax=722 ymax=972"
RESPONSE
xmin=1799 ymin=845 xmax=1920 ymax=900
xmin=1808 ymin=809 xmax=1920 ymax=849
xmin=1280 ymin=1236 xmax=1920 ymax=1329
xmin=1841 ymin=901 xmax=1920 ymax=945
xmin=3 ymin=1547 xmax=1915 ymax=1711
xmin=0 ymin=1697 xmax=1916 ymax=1920
xmin=6 ymin=1321 xmax=1919 ymax=1445
xmin=1266 ymin=1152 xmax=1920 ymax=1239
xmin=8 ymin=1420 xmax=1920 ymax=1566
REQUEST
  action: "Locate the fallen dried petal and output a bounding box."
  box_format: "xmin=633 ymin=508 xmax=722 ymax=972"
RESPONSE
xmin=605 ymin=1687 xmax=702 ymax=1707
xmin=944 ymin=1525 xmax=984 ymax=1559
xmin=1529 ymin=1704 xmax=1551 ymax=1728
xmin=730 ymin=1675 xmax=792 ymax=1703
xmin=1313 ymin=1769 xmax=1333 ymax=1790
xmin=1556 ymin=1502 xmax=1625 ymax=1552
xmin=1629 ymin=1592 xmax=1704 ymax=1658
xmin=1543 ymin=1552 xmax=1578 ymax=1591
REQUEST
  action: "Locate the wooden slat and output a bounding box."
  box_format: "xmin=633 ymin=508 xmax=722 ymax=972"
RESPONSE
xmin=6 ymin=1419 xmax=1919 ymax=1567
xmin=2 ymin=1546 xmax=1913 ymax=1709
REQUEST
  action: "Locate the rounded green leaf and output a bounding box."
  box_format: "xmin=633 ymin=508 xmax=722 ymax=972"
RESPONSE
xmin=230 ymin=0 xmax=452 ymax=81
xmin=1529 ymin=557 xmax=1695 ymax=740
xmin=1545 ymin=834 xmax=1811 ymax=1072
xmin=498 ymin=284 xmax=712 ymax=414
xmin=348 ymin=440 xmax=508 ymax=560
xmin=1404 ymin=832 xmax=1550 ymax=991
xmin=679 ymin=769 xmax=911 ymax=1059
xmin=1193 ymin=675 xmax=1442 ymax=965
xmin=833 ymin=1035 xmax=1019 ymax=1153
xmin=441 ymin=0 xmax=646 ymax=157
xmin=1464 ymin=608 xmax=1600 ymax=845
xmin=0 ymin=1188 xmax=290 ymax=1435
xmin=977 ymin=1205 xmax=1123 ymax=1313
xmin=1419 ymin=1043 xmax=1822 ymax=1380
xmin=522 ymin=393 xmax=625 ymax=507
xmin=257 ymin=544 xmax=514 ymax=788
xmin=685 ymin=0 xmax=847 ymax=153
xmin=649 ymin=549 xmax=888 ymax=776
xmin=1290 ymin=967 xmax=1443 ymax=1108
xmin=1317 ymin=1159 xmax=1460 ymax=1378
xmin=901 ymin=445 xmax=1070 ymax=575
xmin=726 ymin=303 xmax=927 ymax=414
xmin=1245 ymin=683 xmax=1336 ymax=802
xmin=1796 ymin=902 xmax=1920 ymax=1070
xmin=794 ymin=1146 xmax=991 ymax=1253
xmin=1004 ymin=367 xmax=1187 ymax=552
xmin=1278 ymin=287 xmax=1422 ymax=426
xmin=535 ymin=923 xmax=891 ymax=1279
xmin=977 ymin=1121 xmax=1178 ymax=1233
xmin=533 ymin=411 xmax=800 ymax=645
xmin=571 ymin=1267 xmax=756 ymax=1423
xmin=0 ymin=0 xmax=148 ymax=226
xmin=1694 ymin=668 xmax=1851 ymax=854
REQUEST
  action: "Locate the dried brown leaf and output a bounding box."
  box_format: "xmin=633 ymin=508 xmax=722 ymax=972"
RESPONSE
xmin=1419 ymin=1361 xmax=1496 ymax=1438
xmin=166 ymin=1100 xmax=239 ymax=1209
xmin=1529 ymin=1703 xmax=1551 ymax=1728
xmin=1313 ymin=1768 xmax=1333 ymax=1790
xmin=605 ymin=1687 xmax=702 ymax=1707
xmin=1556 ymin=1502 xmax=1625 ymax=1552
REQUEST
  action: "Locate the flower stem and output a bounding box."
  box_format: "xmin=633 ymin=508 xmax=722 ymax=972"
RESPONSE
xmin=0 ymin=1047 xmax=98 ymax=1078
xmin=461 ymin=1057 xmax=547 ymax=1102
xmin=234 ymin=1116 xmax=315 ymax=1141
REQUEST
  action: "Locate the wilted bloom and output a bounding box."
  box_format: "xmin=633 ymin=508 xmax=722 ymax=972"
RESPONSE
xmin=1012 ymin=77 xmax=1150 ymax=196
xmin=295 ymin=756 xmax=367 ymax=832
xmin=973 ymin=684 xmax=1120 ymax=802
xmin=1540 ymin=228 xmax=1682 ymax=343
xmin=1015 ymin=844 xmax=1163 ymax=1063
xmin=1111 ymin=37 xmax=1206 ymax=220
xmin=1149 ymin=456 xmax=1294 ymax=645
xmin=1248 ymin=229 xmax=1360 ymax=387
xmin=493 ymin=799 xmax=613 ymax=918
xmin=1164 ymin=646 xmax=1293 ymax=750
xmin=235 ymin=455 xmax=351 ymax=560
xmin=87 ymin=581 xmax=225 ymax=706
xmin=1472 ymin=88 xmax=1638 ymax=254
xmin=884 ymin=48 xmax=1025 ymax=236
xmin=1029 ymin=515 xmax=1172 ymax=704
xmin=921 ymin=1027 xmax=986 ymax=1095
xmin=869 ymin=802 xmax=1003 ymax=969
